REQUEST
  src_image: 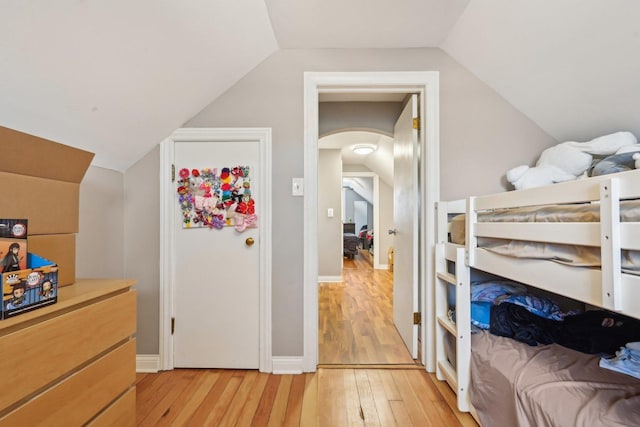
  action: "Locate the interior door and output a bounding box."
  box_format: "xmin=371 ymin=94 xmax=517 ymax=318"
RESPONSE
xmin=393 ymin=94 xmax=419 ymax=358
xmin=173 ymin=139 xmax=260 ymax=368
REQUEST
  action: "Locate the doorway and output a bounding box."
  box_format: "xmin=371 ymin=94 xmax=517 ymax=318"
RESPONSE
xmin=303 ymin=72 xmax=440 ymax=373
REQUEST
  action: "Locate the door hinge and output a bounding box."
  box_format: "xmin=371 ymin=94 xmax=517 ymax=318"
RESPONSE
xmin=171 ymin=164 xmax=175 ymax=182
xmin=413 ymin=312 xmax=421 ymax=325
xmin=171 ymin=317 xmax=175 ymax=335
xmin=413 ymin=117 xmax=420 ymax=130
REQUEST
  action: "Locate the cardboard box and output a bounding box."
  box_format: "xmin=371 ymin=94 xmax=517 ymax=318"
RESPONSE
xmin=0 ymin=126 xmax=93 ymax=235
xmin=0 ymin=126 xmax=94 ymax=285
xmin=0 ymin=172 xmax=80 ymax=235
xmin=0 ymin=126 xmax=94 ymax=183
xmin=0 ymin=219 xmax=28 ymax=272
xmin=28 ymin=234 xmax=76 ymax=287
xmin=2 ymin=253 xmax=58 ymax=320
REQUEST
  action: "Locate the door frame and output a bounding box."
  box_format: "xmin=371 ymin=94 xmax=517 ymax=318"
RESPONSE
xmin=342 ymin=171 xmax=381 ymax=269
xmin=159 ymin=128 xmax=272 ymax=372
xmin=303 ymin=72 xmax=440 ymax=372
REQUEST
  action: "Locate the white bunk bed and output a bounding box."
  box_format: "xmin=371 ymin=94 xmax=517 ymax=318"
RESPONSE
xmin=435 ymin=199 xmax=470 ymax=412
xmin=434 ymin=169 xmax=640 ymax=424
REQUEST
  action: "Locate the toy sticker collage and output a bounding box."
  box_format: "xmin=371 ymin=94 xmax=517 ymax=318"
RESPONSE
xmin=176 ymin=166 xmax=257 ymax=232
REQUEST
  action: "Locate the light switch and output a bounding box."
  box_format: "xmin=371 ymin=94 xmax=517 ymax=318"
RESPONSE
xmin=327 ymin=208 xmax=334 ymax=218
xmin=292 ymin=178 xmax=304 ymax=196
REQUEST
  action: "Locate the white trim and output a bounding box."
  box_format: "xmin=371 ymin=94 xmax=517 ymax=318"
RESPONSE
xmin=304 ymin=72 xmax=440 ymax=373
xmin=318 ymin=275 xmax=342 ymax=283
xmin=272 ymin=357 xmax=304 ymax=375
xmin=136 ymin=354 xmax=161 ymax=373
xmin=159 ymin=128 xmax=273 ymax=373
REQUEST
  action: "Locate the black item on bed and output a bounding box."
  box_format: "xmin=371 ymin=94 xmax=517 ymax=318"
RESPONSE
xmin=490 ymin=303 xmax=640 ymax=355
xmin=490 ymin=302 xmax=558 ymax=346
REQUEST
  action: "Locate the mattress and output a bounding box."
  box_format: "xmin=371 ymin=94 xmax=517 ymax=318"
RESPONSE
xmin=470 ymin=331 xmax=640 ymax=427
xmin=450 ymin=200 xmax=640 ymax=274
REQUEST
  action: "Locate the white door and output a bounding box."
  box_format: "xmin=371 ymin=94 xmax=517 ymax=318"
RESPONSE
xmin=393 ymin=94 xmax=419 ymax=358
xmin=173 ymin=139 xmax=260 ymax=368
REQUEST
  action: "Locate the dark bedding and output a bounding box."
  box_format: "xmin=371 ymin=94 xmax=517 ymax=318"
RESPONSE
xmin=343 ymin=233 xmax=359 ymax=258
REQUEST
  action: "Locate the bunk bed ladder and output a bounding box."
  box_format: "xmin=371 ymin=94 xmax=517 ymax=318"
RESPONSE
xmin=466 ymin=196 xmax=477 ymax=267
xmin=600 ymin=178 xmax=622 ymax=311
xmin=435 ymin=244 xmax=471 ymax=412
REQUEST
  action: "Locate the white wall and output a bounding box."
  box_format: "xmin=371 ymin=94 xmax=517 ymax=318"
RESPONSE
xmin=318 ymin=150 xmax=343 ymax=278
xmin=77 ymin=152 xmax=160 ymax=355
xmin=128 ymin=47 xmax=554 ymax=357
xmin=77 ymin=166 xmax=125 ymax=279
xmin=124 ymin=146 xmax=160 ymax=354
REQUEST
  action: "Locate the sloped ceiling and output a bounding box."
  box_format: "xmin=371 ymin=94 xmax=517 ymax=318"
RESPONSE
xmin=264 ymin=0 xmax=470 ymax=48
xmin=0 ymin=0 xmax=278 ymax=171
xmin=2 ymin=1 xmax=639 ymax=171
xmin=442 ymin=0 xmax=640 ymax=143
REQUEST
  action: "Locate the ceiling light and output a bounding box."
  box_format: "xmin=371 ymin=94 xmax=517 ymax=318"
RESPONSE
xmin=352 ymin=144 xmax=376 ymax=155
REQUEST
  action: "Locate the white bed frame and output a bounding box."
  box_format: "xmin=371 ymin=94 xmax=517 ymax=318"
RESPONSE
xmin=434 ymin=168 xmax=640 ymax=413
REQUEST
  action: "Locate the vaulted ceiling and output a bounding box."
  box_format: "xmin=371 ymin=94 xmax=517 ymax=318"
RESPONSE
xmin=1 ymin=1 xmax=638 ymax=171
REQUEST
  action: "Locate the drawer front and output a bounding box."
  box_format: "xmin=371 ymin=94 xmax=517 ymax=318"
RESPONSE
xmin=0 ymin=290 xmax=136 ymax=410
xmin=0 ymin=339 xmax=136 ymax=426
xmin=87 ymin=387 xmax=136 ymax=427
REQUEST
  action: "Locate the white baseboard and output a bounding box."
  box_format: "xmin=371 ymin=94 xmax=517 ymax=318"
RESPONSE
xmin=375 ymin=264 xmax=389 ymax=270
xmin=318 ymin=275 xmax=342 ymax=283
xmin=136 ymin=354 xmax=161 ymax=373
xmin=272 ymin=356 xmax=304 ymax=374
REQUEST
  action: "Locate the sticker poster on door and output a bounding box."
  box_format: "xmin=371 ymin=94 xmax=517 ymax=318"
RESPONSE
xmin=176 ymin=166 xmax=257 ymax=232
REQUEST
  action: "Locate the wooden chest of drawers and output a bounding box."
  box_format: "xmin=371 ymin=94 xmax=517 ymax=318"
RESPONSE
xmin=0 ymin=279 xmax=136 ymax=426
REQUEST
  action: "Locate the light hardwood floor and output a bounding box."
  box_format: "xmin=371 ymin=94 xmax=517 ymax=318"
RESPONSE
xmin=319 ymin=249 xmax=415 ymax=365
xmin=135 ymin=367 xmax=476 ymax=426
xmin=136 ymin=249 xmax=477 ymax=425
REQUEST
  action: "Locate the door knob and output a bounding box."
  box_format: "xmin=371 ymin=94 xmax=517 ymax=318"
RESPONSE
xmin=245 ymin=237 xmax=255 ymax=247
xmin=388 ymin=229 xmax=397 ymax=235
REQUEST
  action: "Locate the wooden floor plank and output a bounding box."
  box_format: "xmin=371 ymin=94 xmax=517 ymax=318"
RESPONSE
xmin=300 ymin=373 xmax=318 ymax=427
xmin=155 ymin=370 xmax=220 ymax=427
xmin=202 ymin=373 xmax=244 ymax=426
xmin=388 ymin=400 xmax=412 ymax=427
xmin=137 ymin=370 xmax=194 ymax=426
xmin=343 ymin=370 xmax=365 ymax=426
xmin=428 ymin=373 xmax=478 ymax=427
xmin=377 ymin=370 xmax=402 ymax=401
xmin=186 ymin=370 xmax=234 ymax=425
xmin=217 ymin=370 xmax=259 ymax=427
xmin=354 ymin=370 xmax=381 ymax=427
xmin=267 ymin=375 xmax=293 ymax=427
xmin=283 ymin=374 xmax=306 ymax=427
xmin=317 ymin=369 xmax=348 ymax=427
xmin=390 ymin=370 xmax=435 ymax=427
xmin=136 ymin=369 xmax=182 ymax=422
xmin=251 ymin=374 xmax=282 ymax=426
xmin=234 ymin=372 xmax=270 ymax=426
xmin=365 ymin=370 xmax=397 ymax=427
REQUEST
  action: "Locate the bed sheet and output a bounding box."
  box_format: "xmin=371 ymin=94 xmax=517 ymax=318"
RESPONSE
xmin=450 ymin=200 xmax=640 ymax=274
xmin=470 ymin=331 xmax=640 ymax=427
